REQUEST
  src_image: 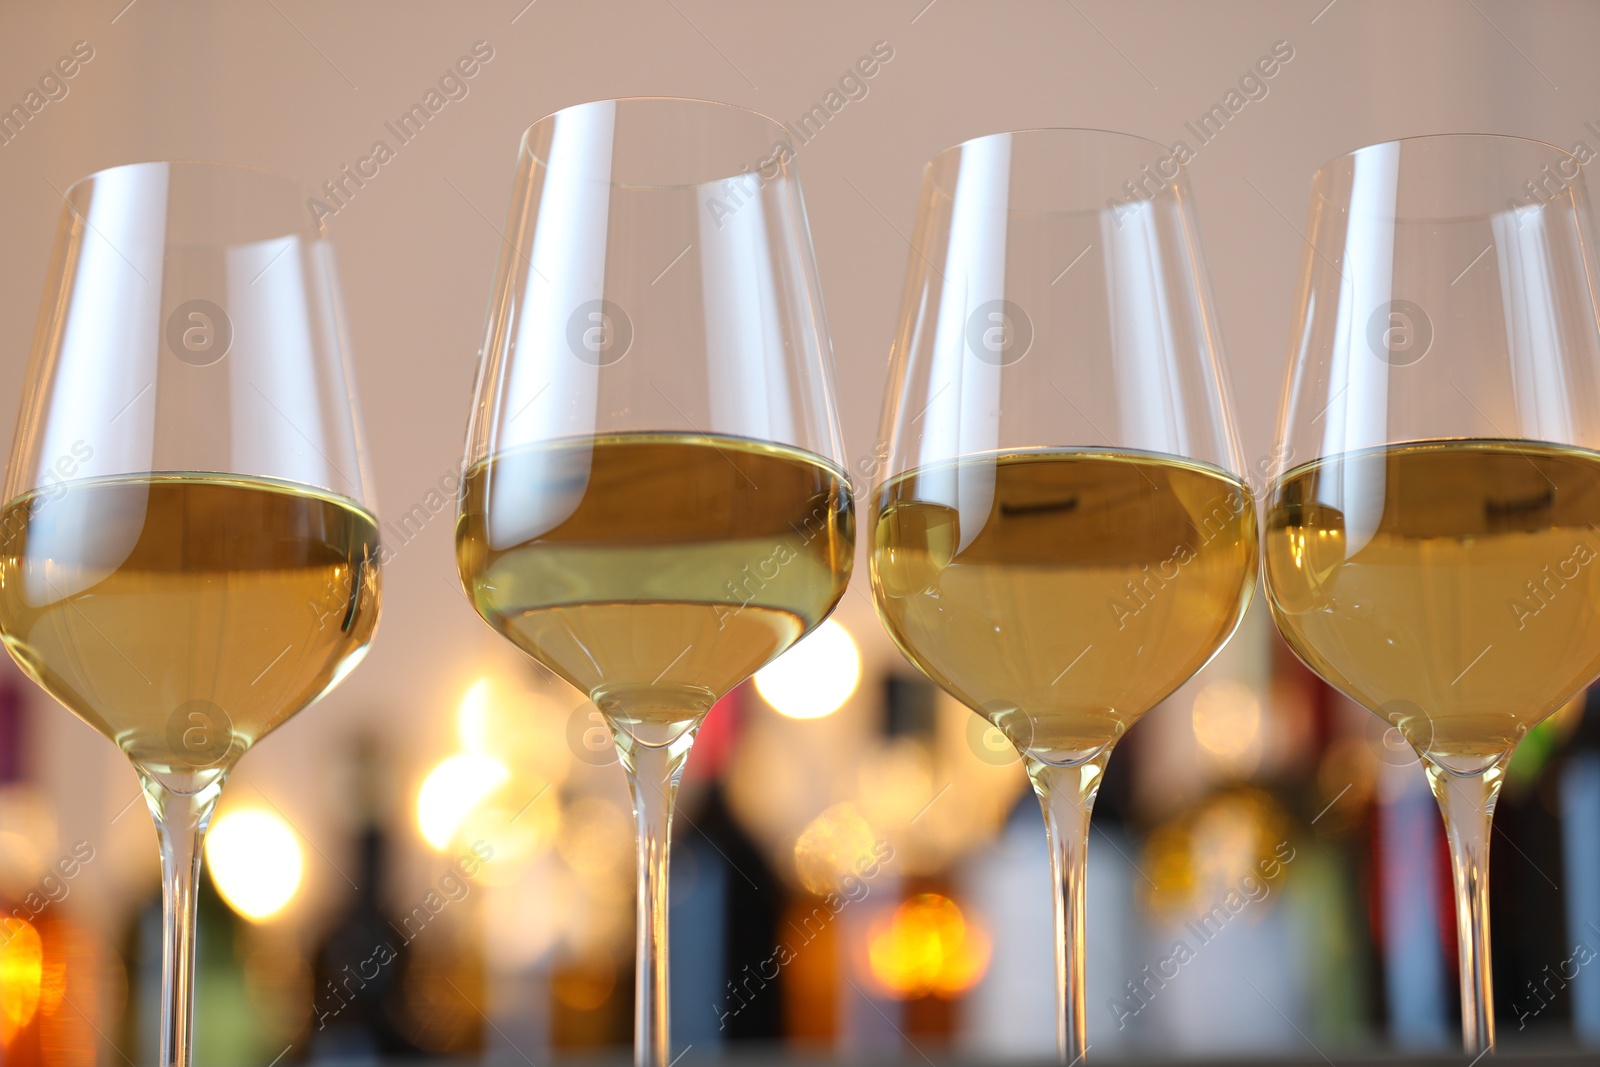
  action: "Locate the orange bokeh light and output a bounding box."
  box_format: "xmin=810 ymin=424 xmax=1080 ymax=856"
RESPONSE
xmin=0 ymin=919 xmax=43 ymax=1044
xmin=866 ymin=893 xmax=990 ymax=1000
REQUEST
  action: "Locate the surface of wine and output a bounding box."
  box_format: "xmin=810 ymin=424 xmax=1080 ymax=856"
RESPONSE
xmin=872 ymin=449 xmax=1256 ymax=761
xmin=456 ymin=433 xmax=855 ymax=724
xmin=0 ymin=474 xmax=380 ymax=781
xmin=1266 ymin=438 xmax=1600 ymax=767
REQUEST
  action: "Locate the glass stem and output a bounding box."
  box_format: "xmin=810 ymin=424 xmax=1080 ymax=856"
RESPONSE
xmin=611 ymin=716 xmax=698 ymax=1067
xmin=1027 ymin=749 xmax=1111 ymax=1065
xmin=143 ymin=774 xmax=223 ymax=1067
xmin=1424 ymin=755 xmax=1507 ymax=1055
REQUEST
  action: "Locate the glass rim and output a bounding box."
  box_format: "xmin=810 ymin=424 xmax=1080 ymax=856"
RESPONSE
xmin=62 ymin=158 xmax=308 ymax=202
xmin=518 ymin=96 xmax=794 ymax=189
xmin=1310 ymin=131 xmax=1583 ymax=187
xmin=925 ymin=126 xmax=1190 ymax=213
xmin=931 ymin=126 xmax=1174 ymax=163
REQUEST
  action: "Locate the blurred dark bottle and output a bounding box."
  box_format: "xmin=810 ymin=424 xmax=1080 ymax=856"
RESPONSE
xmin=307 ymin=737 xmax=422 ymax=1059
xmin=120 ymin=828 xmax=280 ymax=1060
xmin=1559 ymin=687 xmax=1600 ymax=1043
xmin=1272 ymin=633 xmax=1383 ymax=1043
xmin=667 ymin=684 xmax=784 ymax=1051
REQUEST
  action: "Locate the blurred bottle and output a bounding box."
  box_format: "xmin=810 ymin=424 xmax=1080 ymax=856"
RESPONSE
xmin=1561 ymin=687 xmax=1600 ymax=1043
xmin=307 ymin=737 xmax=423 ymax=1059
xmin=121 ymin=847 xmax=276 ymax=1062
xmin=1275 ymin=633 xmax=1379 ymax=1044
xmin=670 ymin=684 xmax=784 ymax=1049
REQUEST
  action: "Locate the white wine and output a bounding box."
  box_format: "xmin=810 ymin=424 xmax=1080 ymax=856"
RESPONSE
xmin=1266 ymin=438 xmax=1600 ymax=768
xmin=455 ymin=433 xmax=854 ymax=727
xmin=872 ymin=449 xmax=1257 ymax=762
xmin=0 ymin=473 xmax=380 ymax=782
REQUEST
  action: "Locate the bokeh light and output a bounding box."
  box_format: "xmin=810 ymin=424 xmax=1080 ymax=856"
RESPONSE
xmin=1191 ymin=679 xmax=1263 ymax=772
xmin=0 ymin=918 xmax=42 ymax=1044
xmin=205 ymin=809 xmax=304 ymax=922
xmin=866 ymin=894 xmax=990 ymax=999
xmin=755 ymin=619 xmax=861 ymax=719
xmin=416 ymin=753 xmax=511 ymax=851
xmin=857 ymin=738 xmax=935 ymax=836
xmin=1142 ymin=788 xmax=1291 ymax=921
xmin=0 ymin=784 xmax=58 ymax=899
xmin=793 ymin=802 xmax=879 ymax=895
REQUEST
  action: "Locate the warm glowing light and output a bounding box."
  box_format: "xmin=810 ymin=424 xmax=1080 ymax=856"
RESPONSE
xmin=205 ymin=809 xmax=304 ymax=922
xmin=0 ymin=784 xmax=58 ymax=893
xmin=793 ymin=802 xmax=879 ymax=895
xmin=867 ymin=894 xmax=990 ymax=999
xmin=857 ymin=739 xmax=935 ymax=835
xmin=551 ymin=948 xmax=618 ymax=1011
xmin=755 ymin=619 xmax=861 ymax=719
xmin=0 ymin=918 xmax=42 ymax=1043
xmin=1141 ymin=788 xmax=1291 ymax=920
xmin=417 ymin=753 xmax=511 ymax=851
xmin=458 ymin=797 xmax=561 ymax=882
xmin=456 ymin=676 xmax=497 ymax=751
xmin=455 ymin=675 xmax=574 ymax=787
xmin=1191 ymin=680 xmax=1262 ymax=769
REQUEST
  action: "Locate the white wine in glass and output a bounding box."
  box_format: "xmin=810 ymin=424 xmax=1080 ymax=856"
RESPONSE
xmin=869 ymin=130 xmax=1256 ymax=1062
xmin=0 ymin=161 xmax=380 ymax=1067
xmin=1 ymin=475 xmax=378 ymax=775
xmin=458 ymin=433 xmax=851 ymax=721
xmin=1262 ymin=134 xmax=1600 ymax=1052
xmin=455 ymin=99 xmax=854 ymax=1067
xmin=1267 ymin=439 xmax=1600 ymax=762
xmin=876 ymin=449 xmax=1255 ymax=757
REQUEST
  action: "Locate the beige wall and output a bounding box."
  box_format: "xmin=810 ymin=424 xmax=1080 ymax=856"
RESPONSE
xmin=0 ymin=0 xmax=1593 ymax=926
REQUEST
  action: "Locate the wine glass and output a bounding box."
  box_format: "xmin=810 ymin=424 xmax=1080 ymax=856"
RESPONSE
xmin=0 ymin=162 xmax=380 ymax=1067
xmin=1263 ymin=133 xmax=1600 ymax=1052
xmin=454 ymin=98 xmax=855 ymax=1067
xmin=869 ymin=129 xmax=1257 ymax=1061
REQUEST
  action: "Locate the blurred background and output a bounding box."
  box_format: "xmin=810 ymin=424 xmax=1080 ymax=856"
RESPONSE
xmin=2 ymin=1 xmax=1600 ymax=1063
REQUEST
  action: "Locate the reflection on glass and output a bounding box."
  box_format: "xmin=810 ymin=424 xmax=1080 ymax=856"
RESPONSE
xmin=869 ymin=129 xmax=1256 ymax=1062
xmin=454 ymin=99 xmax=854 ymax=1067
xmin=1262 ymin=134 xmax=1600 ymax=1053
xmin=0 ymin=161 xmax=379 ymax=1067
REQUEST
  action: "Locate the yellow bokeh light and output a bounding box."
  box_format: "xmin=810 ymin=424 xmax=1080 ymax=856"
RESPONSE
xmin=205 ymin=809 xmax=304 ymax=922
xmin=857 ymin=739 xmax=935 ymax=835
xmin=0 ymin=918 xmax=42 ymax=1043
xmin=755 ymin=619 xmax=861 ymax=720
xmin=456 ymin=797 xmax=561 ymax=884
xmin=417 ymin=753 xmax=511 ymax=851
xmin=1191 ymin=680 xmax=1262 ymax=769
xmin=456 ymin=677 xmax=497 ymax=752
xmin=866 ymin=894 xmax=990 ymax=999
xmin=455 ymin=675 xmax=573 ymax=789
xmin=793 ymin=802 xmax=879 ymax=895
xmin=1141 ymin=788 xmax=1291 ymax=921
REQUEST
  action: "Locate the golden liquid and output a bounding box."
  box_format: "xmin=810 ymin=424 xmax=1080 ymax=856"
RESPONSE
xmin=871 ymin=449 xmax=1257 ymax=761
xmin=0 ymin=474 xmax=380 ymax=783
xmin=455 ymin=433 xmax=855 ymax=726
xmin=1266 ymin=438 xmax=1600 ymax=768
